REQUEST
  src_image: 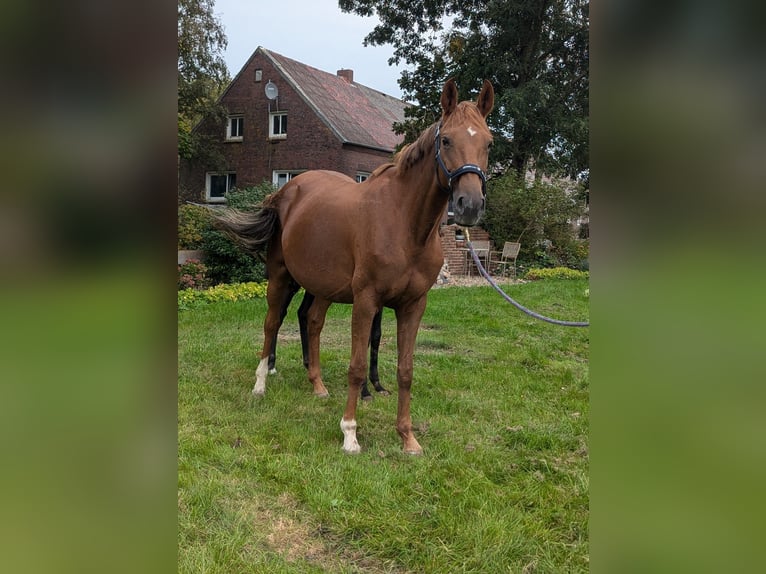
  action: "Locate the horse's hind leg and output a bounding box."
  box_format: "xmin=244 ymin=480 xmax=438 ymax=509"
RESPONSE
xmin=371 ymin=310 xmax=389 ymax=395
xmin=268 ymin=279 xmax=301 ymax=374
xmin=254 ymin=264 xmax=293 ymax=396
xmin=362 ymin=310 xmax=388 ymax=401
xmin=305 ymin=296 xmax=331 ymax=397
xmin=296 ymin=291 xmax=315 ymax=370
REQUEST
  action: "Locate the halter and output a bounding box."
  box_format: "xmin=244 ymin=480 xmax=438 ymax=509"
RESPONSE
xmin=434 ymin=122 xmax=488 ymax=197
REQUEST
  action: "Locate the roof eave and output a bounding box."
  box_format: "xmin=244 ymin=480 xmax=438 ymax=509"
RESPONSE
xmin=341 ymin=141 xmax=397 ymax=154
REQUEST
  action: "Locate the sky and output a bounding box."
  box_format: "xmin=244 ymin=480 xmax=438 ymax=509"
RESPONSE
xmin=214 ymin=0 xmax=410 ymax=100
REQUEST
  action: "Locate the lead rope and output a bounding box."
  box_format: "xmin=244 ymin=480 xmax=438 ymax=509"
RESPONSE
xmin=463 ymin=229 xmax=589 ymax=328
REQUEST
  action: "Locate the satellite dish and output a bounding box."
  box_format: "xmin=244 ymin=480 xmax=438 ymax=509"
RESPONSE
xmin=264 ymin=81 xmax=278 ymax=100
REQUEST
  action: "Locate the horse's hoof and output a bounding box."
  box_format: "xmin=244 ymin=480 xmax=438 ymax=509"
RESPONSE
xmin=378 ymin=390 xmax=391 ymax=397
xmin=269 ymin=368 xmax=277 ymax=375
xmin=314 ymin=391 xmax=330 ymax=398
xmin=404 ymin=448 xmax=423 ymax=456
xmin=362 ymin=395 xmax=373 ymax=402
xmin=343 ymin=444 xmax=361 ymax=455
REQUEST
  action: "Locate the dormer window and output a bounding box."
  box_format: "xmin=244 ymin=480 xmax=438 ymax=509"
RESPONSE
xmin=226 ymin=115 xmax=243 ymax=141
xmin=269 ymin=112 xmax=287 ymax=139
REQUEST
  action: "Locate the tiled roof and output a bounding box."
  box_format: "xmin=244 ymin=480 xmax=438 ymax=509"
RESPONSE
xmin=261 ymin=47 xmax=408 ymax=152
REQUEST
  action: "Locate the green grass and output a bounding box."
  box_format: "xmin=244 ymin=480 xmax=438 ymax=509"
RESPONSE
xmin=179 ymin=280 xmax=589 ymax=573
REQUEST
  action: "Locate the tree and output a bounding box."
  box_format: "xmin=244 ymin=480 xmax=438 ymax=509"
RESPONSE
xmin=178 ymin=0 xmax=230 ymax=162
xmin=482 ymin=171 xmax=587 ymax=269
xmin=339 ymin=0 xmax=589 ymax=181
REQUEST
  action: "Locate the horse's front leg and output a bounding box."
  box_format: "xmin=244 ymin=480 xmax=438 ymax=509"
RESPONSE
xmin=394 ymin=297 xmax=428 ymax=454
xmin=341 ymin=299 xmax=378 ymax=453
xmin=305 ymin=296 xmax=331 ymax=397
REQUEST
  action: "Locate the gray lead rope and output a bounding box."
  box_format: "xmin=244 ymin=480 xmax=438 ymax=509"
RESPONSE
xmin=465 ymin=236 xmax=590 ymax=328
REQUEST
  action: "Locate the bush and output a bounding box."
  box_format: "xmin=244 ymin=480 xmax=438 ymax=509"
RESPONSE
xmin=178 ymin=259 xmax=210 ymax=290
xmin=523 ymin=267 xmax=589 ymax=281
xmin=483 ymin=172 xmax=588 ymax=270
xmin=178 ymin=281 xmax=268 ymax=310
xmin=199 ymin=183 xmax=277 ymax=285
xmin=200 ymin=225 xmax=266 ymax=285
xmin=224 ymin=184 xmax=274 ymax=209
xmin=178 ymin=204 xmax=210 ymax=249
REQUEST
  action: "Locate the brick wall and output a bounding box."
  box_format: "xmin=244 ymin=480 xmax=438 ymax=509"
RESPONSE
xmin=439 ymin=225 xmax=490 ymax=276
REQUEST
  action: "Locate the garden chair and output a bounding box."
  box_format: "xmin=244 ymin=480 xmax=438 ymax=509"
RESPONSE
xmin=466 ymin=240 xmax=491 ymax=276
xmin=489 ymin=241 xmax=521 ymax=279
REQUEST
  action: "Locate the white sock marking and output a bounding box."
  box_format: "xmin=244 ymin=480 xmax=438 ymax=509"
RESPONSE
xmin=253 ymin=358 xmax=268 ymax=395
xmin=340 ymin=418 xmax=361 ymax=454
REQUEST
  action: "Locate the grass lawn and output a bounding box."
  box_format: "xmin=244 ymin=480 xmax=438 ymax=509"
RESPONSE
xmin=178 ymin=279 xmax=589 ymax=573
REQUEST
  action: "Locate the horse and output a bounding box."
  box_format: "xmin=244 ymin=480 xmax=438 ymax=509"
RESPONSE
xmin=217 ymin=78 xmax=494 ymax=454
xmin=266 ymin=284 xmax=388 ymax=401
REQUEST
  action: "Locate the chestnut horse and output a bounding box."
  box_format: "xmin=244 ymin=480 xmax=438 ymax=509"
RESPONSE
xmin=218 ymin=79 xmax=493 ymax=454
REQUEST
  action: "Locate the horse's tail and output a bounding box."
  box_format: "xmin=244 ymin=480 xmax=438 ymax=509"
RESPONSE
xmin=213 ymin=203 xmax=279 ymax=256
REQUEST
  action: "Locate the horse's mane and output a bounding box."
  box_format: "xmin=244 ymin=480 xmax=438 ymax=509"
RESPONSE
xmin=368 ymin=102 xmax=483 ymax=181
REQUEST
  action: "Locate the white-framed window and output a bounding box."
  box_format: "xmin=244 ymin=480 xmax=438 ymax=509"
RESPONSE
xmin=226 ymin=115 xmax=243 ymax=141
xmin=269 ymin=112 xmax=287 ymax=139
xmin=272 ymin=170 xmax=302 ymax=189
xmin=355 ymin=172 xmax=370 ymax=183
xmin=206 ymin=172 xmax=236 ymax=203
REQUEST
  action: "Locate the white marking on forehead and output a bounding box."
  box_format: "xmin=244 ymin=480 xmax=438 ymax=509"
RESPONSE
xmin=467 ymin=126 xmax=478 ymax=137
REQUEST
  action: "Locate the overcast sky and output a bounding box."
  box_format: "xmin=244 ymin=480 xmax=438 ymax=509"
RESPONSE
xmin=214 ymin=0 xmax=409 ymax=100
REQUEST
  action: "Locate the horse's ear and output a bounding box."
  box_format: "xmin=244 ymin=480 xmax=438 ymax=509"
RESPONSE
xmin=440 ymin=78 xmax=458 ymax=117
xmin=477 ymin=80 xmax=494 ymax=118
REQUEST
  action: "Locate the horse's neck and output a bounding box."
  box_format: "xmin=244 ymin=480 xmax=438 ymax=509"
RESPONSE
xmin=396 ymin=160 xmax=448 ymax=246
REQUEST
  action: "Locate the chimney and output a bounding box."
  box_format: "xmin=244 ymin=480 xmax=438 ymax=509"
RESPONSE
xmin=337 ymin=69 xmax=354 ymax=83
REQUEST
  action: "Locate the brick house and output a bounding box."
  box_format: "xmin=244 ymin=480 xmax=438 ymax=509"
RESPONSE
xmin=178 ymin=46 xmax=410 ymax=202
xmin=178 ymin=46 xmax=489 ymax=275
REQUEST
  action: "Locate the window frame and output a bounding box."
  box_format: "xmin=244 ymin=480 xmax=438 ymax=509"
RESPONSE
xmin=226 ymin=115 xmax=244 ymax=141
xmin=355 ymin=172 xmax=370 ymax=183
xmin=206 ymin=172 xmax=237 ymax=203
xmin=272 ymin=170 xmax=302 ymax=189
xmin=269 ymin=112 xmax=287 ymax=139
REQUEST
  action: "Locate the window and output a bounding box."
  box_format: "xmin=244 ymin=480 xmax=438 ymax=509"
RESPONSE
xmin=355 ymin=172 xmax=370 ymax=183
xmin=272 ymin=171 xmax=301 ymax=189
xmin=269 ymin=112 xmax=287 ymax=139
xmin=206 ymin=172 xmax=236 ymax=203
xmin=226 ymin=116 xmax=243 ymax=141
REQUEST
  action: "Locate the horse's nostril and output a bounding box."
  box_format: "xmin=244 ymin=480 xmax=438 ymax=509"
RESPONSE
xmin=456 ymin=197 xmax=464 ymax=210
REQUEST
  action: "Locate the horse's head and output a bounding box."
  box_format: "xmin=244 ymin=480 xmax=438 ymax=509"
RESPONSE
xmin=436 ymin=78 xmax=494 ymax=226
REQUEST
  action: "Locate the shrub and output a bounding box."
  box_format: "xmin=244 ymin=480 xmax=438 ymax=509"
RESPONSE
xmin=523 ymin=267 xmax=589 ymax=281
xmin=483 ymin=172 xmax=588 ymax=270
xmin=178 ymin=281 xmax=268 ymax=310
xmin=200 ymin=183 xmax=276 ymax=285
xmin=178 ymin=259 xmax=210 ymax=291
xmin=178 ymin=204 xmax=211 ymax=249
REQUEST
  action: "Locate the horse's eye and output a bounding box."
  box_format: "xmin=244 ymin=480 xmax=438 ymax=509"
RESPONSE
xmin=441 ymin=137 xmax=451 ymax=147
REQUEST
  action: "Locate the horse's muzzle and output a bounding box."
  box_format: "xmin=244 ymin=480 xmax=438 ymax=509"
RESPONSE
xmin=452 ymin=183 xmax=485 ymax=226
